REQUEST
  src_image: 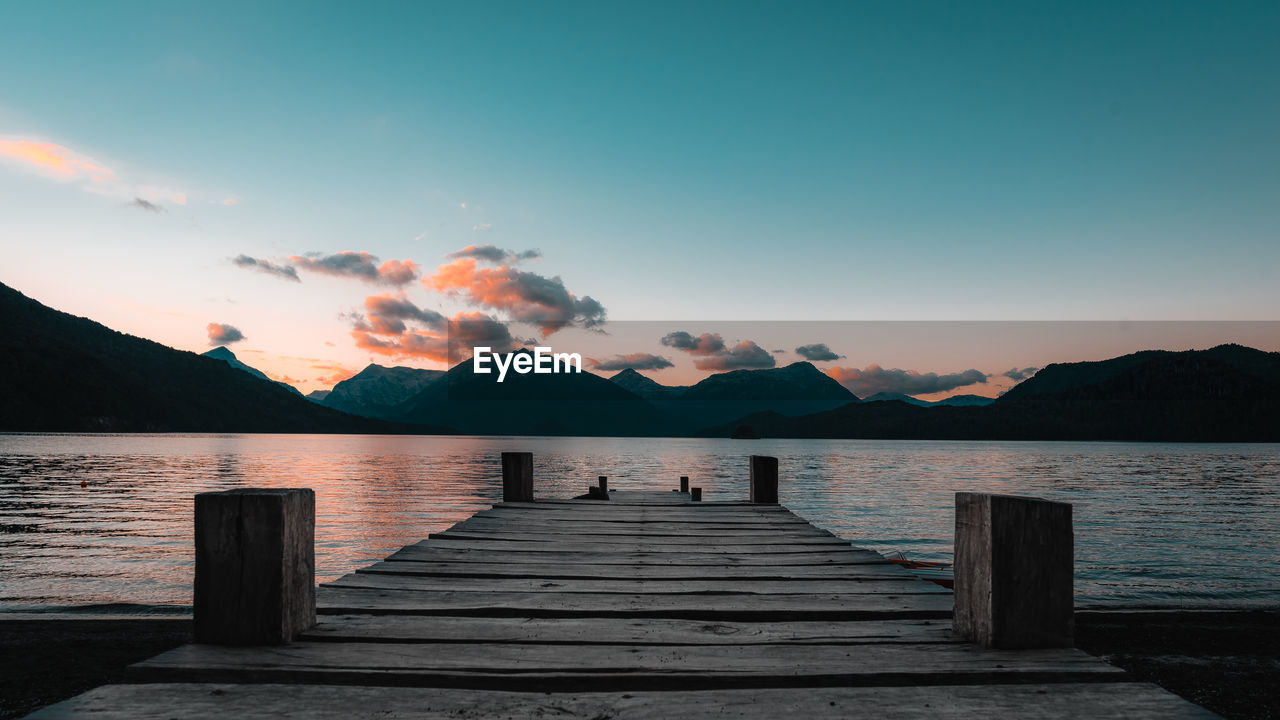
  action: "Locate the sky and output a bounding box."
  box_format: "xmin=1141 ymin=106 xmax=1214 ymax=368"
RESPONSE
xmin=2 ymin=1 xmax=1278 ymax=395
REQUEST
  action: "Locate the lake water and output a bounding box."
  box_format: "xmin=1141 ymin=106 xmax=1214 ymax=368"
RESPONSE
xmin=1 ymin=434 xmax=1276 ymax=610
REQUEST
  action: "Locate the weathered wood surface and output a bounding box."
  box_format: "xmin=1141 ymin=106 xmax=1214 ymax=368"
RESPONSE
xmin=302 ymin=614 xmax=962 ymax=645
xmin=387 ymin=546 xmax=890 ymax=565
xmin=26 ymin=682 xmax=1220 ymax=719
xmin=359 ymin=559 xmax=913 ymax=580
xmin=955 ymin=492 xmax=1075 ymax=649
xmin=192 ymin=488 xmax=314 ymax=646
xmin=128 ymin=640 xmax=1122 ymax=690
xmin=36 ymin=489 xmax=1218 ymax=717
xmin=325 ymin=572 xmax=948 ymax=595
xmin=314 ymin=586 xmax=955 ymax=619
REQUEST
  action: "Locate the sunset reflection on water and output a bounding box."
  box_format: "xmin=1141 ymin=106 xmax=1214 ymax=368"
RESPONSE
xmin=1 ymin=434 xmax=1277 ymax=610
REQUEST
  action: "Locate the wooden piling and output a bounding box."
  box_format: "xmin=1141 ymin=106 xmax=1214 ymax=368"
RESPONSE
xmin=690 ymin=487 xmax=702 ymax=501
xmin=749 ymin=455 xmax=779 ymax=504
xmin=501 ymin=452 xmax=534 ymax=502
xmin=193 ymin=488 xmax=315 ymax=645
xmin=954 ymin=492 xmax=1074 ymax=649
xmin=680 ymin=476 xmax=689 ymax=493
xmin=598 ymin=476 xmax=608 ymax=492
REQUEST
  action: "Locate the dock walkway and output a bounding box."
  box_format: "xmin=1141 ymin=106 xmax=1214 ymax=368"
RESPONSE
xmin=29 ymin=490 xmax=1216 ymax=718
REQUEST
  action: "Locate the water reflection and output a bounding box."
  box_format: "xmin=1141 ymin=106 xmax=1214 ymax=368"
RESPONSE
xmin=0 ymin=434 xmax=1277 ymax=609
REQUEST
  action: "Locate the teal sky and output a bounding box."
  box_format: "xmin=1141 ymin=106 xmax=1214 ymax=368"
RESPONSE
xmin=2 ymin=2 xmax=1278 ymax=391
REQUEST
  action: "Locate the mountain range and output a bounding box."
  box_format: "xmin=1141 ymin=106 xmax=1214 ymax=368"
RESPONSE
xmin=3 ymin=281 xmax=1276 ymax=440
xmin=0 ymin=283 xmax=433 ymax=433
xmin=701 ymin=344 xmax=1280 ymax=442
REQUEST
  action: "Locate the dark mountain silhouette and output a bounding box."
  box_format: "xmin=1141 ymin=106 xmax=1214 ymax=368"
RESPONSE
xmin=306 ymin=390 xmax=331 ymax=402
xmin=610 ymin=368 xmax=688 ymax=401
xmin=321 ymin=364 xmax=444 ymax=419
xmin=0 ymin=283 xmax=437 ymax=433
xmin=392 ymin=349 xmax=666 ymax=436
xmin=202 ymin=345 xmax=302 ymax=396
xmin=1000 ymin=344 xmax=1280 ymax=402
xmin=863 ymin=392 xmax=995 ymax=407
xmin=863 ymin=392 xmax=932 ymax=407
xmin=610 ymin=361 xmax=857 ymax=432
xmin=933 ymin=394 xmax=996 ymax=407
xmin=700 ymin=345 xmax=1280 ymax=441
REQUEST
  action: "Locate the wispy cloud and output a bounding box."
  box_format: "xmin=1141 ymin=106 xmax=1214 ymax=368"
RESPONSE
xmin=795 ymin=343 xmax=843 ymax=362
xmin=206 ymin=322 xmax=245 ymax=345
xmin=826 ymin=365 xmax=988 ymax=397
xmin=232 ymin=254 xmax=300 ymax=282
xmin=425 ymin=256 xmax=604 ymax=336
xmin=660 ymin=331 xmax=726 ymax=356
xmin=1001 ymin=366 xmax=1040 ymax=382
xmin=0 ymin=136 xmax=199 ymax=210
xmin=590 ymin=353 xmax=674 ymax=372
xmin=291 ymin=251 xmax=420 ymax=286
xmin=129 ymin=197 xmax=165 ymax=213
xmin=447 ymin=244 xmax=541 ymax=265
xmin=0 ymin=138 xmax=115 ymax=182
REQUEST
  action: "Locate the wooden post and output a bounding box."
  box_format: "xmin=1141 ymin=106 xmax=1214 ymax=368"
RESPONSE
xmin=679 ymin=476 xmax=689 ymax=493
xmin=749 ymin=455 xmax=778 ymax=504
xmin=598 ymin=475 xmax=608 ymax=492
xmin=690 ymin=487 xmax=702 ymax=501
xmin=194 ymin=488 xmax=315 ymax=645
xmin=502 ymin=452 xmax=534 ymax=502
xmin=954 ymin=492 xmax=1074 ymax=649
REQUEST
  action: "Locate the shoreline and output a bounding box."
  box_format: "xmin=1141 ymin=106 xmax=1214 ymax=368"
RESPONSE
xmin=1 ymin=609 xmax=1275 ymax=720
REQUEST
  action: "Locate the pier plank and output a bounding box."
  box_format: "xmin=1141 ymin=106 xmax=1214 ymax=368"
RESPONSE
xmin=301 ymin=614 xmax=962 ymax=645
xmin=315 ymin=586 xmax=955 ymax=619
xmin=322 ymin=571 xmax=951 ymax=595
xmin=429 ymin=530 xmax=852 ymax=545
xmin=128 ymin=641 xmax=1121 ymax=690
xmin=386 ymin=546 xmax=892 ymax=565
xmin=357 ymin=559 xmax=919 ymax=580
xmin=27 ymin=682 xmax=1220 ymax=720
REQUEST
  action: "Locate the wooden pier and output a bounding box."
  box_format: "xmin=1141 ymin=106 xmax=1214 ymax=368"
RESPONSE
xmin=28 ymin=463 xmax=1217 ymax=718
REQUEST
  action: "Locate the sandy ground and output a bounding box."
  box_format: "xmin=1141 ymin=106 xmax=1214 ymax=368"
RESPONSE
xmin=1 ymin=611 xmax=1276 ymax=719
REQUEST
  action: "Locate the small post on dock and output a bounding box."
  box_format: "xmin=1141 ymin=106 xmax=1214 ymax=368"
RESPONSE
xmin=954 ymin=492 xmax=1073 ymax=649
xmin=679 ymin=476 xmax=689 ymax=493
xmin=749 ymin=455 xmax=779 ymax=504
xmin=501 ymin=452 xmax=534 ymax=502
xmin=598 ymin=475 xmax=608 ymax=492
xmin=194 ymin=488 xmax=315 ymax=645
xmin=691 ymin=487 xmax=702 ymax=501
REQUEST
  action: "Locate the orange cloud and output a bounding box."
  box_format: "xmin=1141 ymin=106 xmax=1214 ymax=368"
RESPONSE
xmin=424 ymin=257 xmax=605 ymax=336
xmin=0 ymin=139 xmax=115 ymax=182
xmin=350 ymin=310 xmax=516 ymax=364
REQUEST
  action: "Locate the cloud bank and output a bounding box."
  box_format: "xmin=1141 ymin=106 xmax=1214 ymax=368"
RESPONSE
xmin=826 ymin=365 xmax=988 ymax=397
